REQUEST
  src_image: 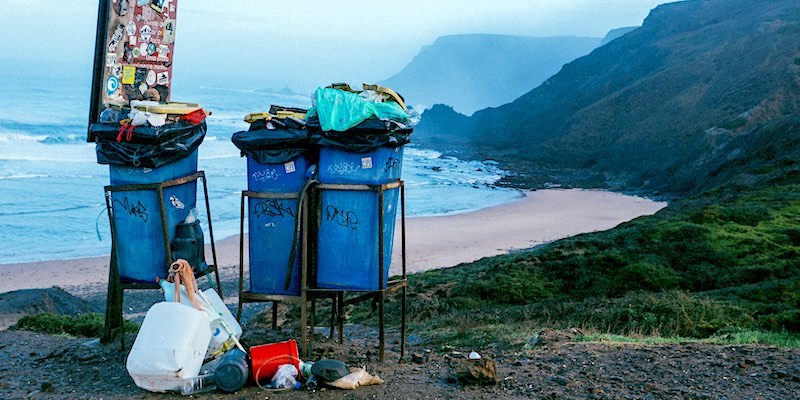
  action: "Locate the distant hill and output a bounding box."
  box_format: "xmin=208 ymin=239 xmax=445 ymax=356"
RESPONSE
xmin=415 ymin=0 xmax=800 ymax=197
xmin=380 ymin=34 xmax=601 ymax=115
xmin=600 ymin=26 xmax=638 ymax=45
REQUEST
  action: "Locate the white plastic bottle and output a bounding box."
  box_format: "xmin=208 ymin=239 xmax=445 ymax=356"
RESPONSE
xmin=180 ymin=374 xmax=216 ymax=395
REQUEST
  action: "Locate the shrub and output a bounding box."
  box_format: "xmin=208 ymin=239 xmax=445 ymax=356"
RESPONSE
xmin=11 ymin=313 xmax=139 ymax=337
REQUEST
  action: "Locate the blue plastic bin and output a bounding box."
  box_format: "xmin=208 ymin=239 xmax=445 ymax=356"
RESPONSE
xmin=316 ymin=146 xmax=403 ymax=291
xmin=318 ymin=146 xmax=403 ymax=184
xmin=109 ymin=150 xmax=198 ymax=283
xmin=247 ymin=155 xmax=309 ymax=295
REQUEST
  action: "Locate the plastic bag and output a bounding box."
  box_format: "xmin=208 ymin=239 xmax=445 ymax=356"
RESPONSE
xmin=310 ymin=87 xmax=409 ymax=132
xmin=327 ymin=367 xmax=384 ymax=390
xmin=272 ymin=364 xmax=298 ymax=389
xmin=94 ymin=120 xmax=206 ymax=168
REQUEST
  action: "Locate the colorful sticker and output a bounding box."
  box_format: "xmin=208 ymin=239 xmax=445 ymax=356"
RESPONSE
xmin=138 ymin=82 xmax=148 ymax=94
xmin=106 ymin=76 xmax=120 ymax=95
xmin=146 ymin=70 xmax=156 ymax=86
xmin=146 ymin=42 xmax=156 ymax=56
xmin=285 ymin=161 xmax=296 ymax=174
xmin=107 ymin=24 xmax=125 ymax=52
xmin=122 ymin=65 xmax=136 ymax=84
xmin=139 ymin=24 xmax=152 ymax=41
xmin=128 ymin=35 xmax=137 ymax=46
xmin=112 ymin=65 xmax=123 ymax=78
xmin=150 ymin=0 xmax=165 ymax=12
xmin=157 ymin=71 xmax=169 ymax=85
xmin=125 ymin=20 xmax=137 ymax=36
xmin=361 ymin=157 xmax=374 ymax=169
xmin=105 ymin=52 xmax=118 ymax=66
xmin=132 ymin=46 xmax=141 ymax=58
xmin=157 ymin=45 xmax=169 ymax=59
xmin=137 ymin=0 xmax=149 ymax=6
xmin=162 ymin=19 xmax=176 ymax=44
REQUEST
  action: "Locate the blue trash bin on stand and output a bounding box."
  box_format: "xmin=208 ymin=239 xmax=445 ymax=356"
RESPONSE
xmin=108 ymin=150 xmax=199 ymax=283
xmin=315 ymin=145 xmax=404 ymax=291
xmin=246 ymin=156 xmax=309 ymax=295
xmin=233 ymin=111 xmax=310 ymax=296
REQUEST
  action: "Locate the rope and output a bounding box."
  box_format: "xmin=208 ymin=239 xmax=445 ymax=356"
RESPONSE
xmin=169 ymin=258 xmax=203 ymax=310
xmin=284 ymin=178 xmax=318 ymax=290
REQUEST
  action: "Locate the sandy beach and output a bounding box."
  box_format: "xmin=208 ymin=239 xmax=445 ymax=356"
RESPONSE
xmin=0 ymin=189 xmax=666 ymax=295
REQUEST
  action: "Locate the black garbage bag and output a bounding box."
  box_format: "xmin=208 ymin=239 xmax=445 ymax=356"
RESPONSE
xmin=171 ymin=219 xmax=207 ymax=272
xmin=232 ymin=117 xmax=311 ymax=165
xmin=307 ymin=116 xmax=412 ymax=153
xmin=94 ymin=120 xmax=206 ymax=168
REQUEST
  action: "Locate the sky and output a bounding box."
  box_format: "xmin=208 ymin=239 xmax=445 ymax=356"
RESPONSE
xmin=0 ymin=0 xmax=670 ymax=92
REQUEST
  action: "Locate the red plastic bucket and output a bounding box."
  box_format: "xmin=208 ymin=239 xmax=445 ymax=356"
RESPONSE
xmin=250 ymin=340 xmax=300 ymax=383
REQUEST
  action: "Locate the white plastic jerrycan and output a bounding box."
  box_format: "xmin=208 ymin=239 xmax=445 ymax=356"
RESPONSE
xmin=126 ymin=302 xmax=212 ymax=392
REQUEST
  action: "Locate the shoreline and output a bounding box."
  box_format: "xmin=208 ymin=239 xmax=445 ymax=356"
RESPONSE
xmin=0 ymin=188 xmax=667 ymax=295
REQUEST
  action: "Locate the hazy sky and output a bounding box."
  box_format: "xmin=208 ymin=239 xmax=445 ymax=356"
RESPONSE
xmin=0 ymin=0 xmax=670 ymax=92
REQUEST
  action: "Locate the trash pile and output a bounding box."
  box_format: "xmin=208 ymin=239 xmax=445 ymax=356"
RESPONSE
xmin=91 ymin=101 xmax=207 ymax=169
xmin=121 ymin=83 xmax=412 ymax=394
xmin=126 ymin=258 xmax=383 ymax=395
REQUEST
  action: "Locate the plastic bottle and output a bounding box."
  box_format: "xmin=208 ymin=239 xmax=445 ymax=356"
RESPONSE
xmin=180 ymin=374 xmax=216 ymax=395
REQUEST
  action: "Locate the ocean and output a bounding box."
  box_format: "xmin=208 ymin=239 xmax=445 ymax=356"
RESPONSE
xmin=0 ymin=75 xmax=521 ymax=264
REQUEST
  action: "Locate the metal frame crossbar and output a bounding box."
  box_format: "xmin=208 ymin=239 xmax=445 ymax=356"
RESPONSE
xmin=101 ymin=171 xmax=222 ymax=348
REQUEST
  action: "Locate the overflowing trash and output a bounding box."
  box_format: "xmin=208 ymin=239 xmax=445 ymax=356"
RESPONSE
xmin=123 ymin=82 xmax=410 ymax=395
xmin=91 ymin=102 xmax=207 ymax=169
xmin=125 ymin=258 xmax=384 ymax=395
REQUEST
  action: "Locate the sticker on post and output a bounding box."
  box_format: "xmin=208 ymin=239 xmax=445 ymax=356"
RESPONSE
xmin=157 ymin=71 xmax=169 ymax=85
xmin=122 ymin=65 xmax=136 ymax=84
xmin=361 ymin=157 xmax=373 ymax=169
xmin=162 ymin=19 xmax=176 ymax=44
xmin=106 ymin=76 xmax=120 ymax=95
xmin=139 ymin=24 xmax=152 ymax=41
xmin=284 ymin=161 xmax=296 ymax=174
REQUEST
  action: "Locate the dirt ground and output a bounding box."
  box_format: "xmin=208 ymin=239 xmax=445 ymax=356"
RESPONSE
xmin=2 ymin=316 xmax=800 ymax=399
xmin=0 ymin=275 xmax=799 ymax=399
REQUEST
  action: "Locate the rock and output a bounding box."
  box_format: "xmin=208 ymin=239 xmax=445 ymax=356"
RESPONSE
xmin=452 ymin=358 xmax=498 ymax=386
xmin=412 ymin=352 xmax=427 ymax=364
xmin=468 ymin=351 xmax=481 ymax=360
xmin=551 ymin=376 xmax=569 ymax=386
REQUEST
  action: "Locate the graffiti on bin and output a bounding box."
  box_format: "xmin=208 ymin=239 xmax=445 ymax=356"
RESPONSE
xmin=113 ymin=196 xmax=149 ymax=222
xmin=326 ymin=162 xmax=360 ymax=176
xmin=325 ymin=205 xmax=359 ymax=230
xmin=383 ymin=157 xmax=401 ymax=174
xmin=254 ymin=199 xmax=295 ymax=219
xmin=252 ymin=169 xmax=280 ymax=182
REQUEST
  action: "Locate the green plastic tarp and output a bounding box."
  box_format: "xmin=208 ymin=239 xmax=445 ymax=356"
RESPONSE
xmin=307 ymin=87 xmax=409 ymax=132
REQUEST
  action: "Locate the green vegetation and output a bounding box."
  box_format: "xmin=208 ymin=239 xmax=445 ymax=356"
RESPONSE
xmin=578 ymin=329 xmax=800 ymax=348
xmin=350 ymin=181 xmax=800 ymax=350
xmin=10 ymin=313 xmax=139 ymax=338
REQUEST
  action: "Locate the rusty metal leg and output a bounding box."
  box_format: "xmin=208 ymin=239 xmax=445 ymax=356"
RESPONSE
xmin=301 ymin=291 xmax=308 ymax=358
xmin=379 ymin=290 xmax=385 ymax=362
xmin=338 ymin=291 xmax=344 ymax=344
xmin=401 ymin=284 xmax=407 ymax=360
xmin=310 ymin=298 xmax=316 ymax=357
xmin=237 ymin=192 xmax=246 ymax=322
xmin=201 ymin=173 xmax=222 ymax=298
xmin=400 ymin=181 xmax=407 ymax=360
xmin=101 ymin=248 xmax=124 ymax=349
xmin=329 ymin=295 xmax=336 ymax=339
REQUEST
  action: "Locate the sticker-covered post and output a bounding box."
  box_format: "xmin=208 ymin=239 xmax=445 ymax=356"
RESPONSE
xmin=88 ymin=0 xmax=179 ymax=142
